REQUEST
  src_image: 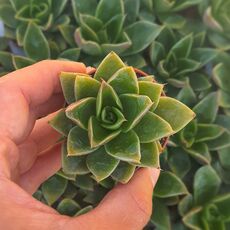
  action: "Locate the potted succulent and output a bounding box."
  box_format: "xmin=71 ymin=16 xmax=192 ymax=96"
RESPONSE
xmin=49 ymin=52 xmax=195 ymax=185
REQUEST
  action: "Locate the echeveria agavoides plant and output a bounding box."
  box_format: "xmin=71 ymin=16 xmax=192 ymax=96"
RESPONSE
xmin=50 ymin=52 xmax=195 ymax=183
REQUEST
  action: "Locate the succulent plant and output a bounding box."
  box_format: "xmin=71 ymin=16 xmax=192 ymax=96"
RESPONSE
xmin=179 ymin=165 xmax=230 ymax=230
xmin=49 ymin=52 xmax=195 ymax=183
xmin=149 ymin=28 xmax=216 ymax=88
xmin=201 ymin=0 xmax=230 ymax=50
xmin=69 ymin=0 xmax=162 ymax=56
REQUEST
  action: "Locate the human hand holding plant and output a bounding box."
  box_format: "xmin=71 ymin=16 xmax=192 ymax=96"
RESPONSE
xmin=0 ymin=60 xmax=160 ymax=230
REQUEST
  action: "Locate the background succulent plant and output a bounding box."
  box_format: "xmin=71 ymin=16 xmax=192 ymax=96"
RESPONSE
xmin=50 ymin=52 xmax=195 ymax=183
xmin=0 ymin=0 xmax=230 ymax=229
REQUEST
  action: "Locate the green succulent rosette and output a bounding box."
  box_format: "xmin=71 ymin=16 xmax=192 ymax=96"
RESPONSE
xmin=201 ymin=0 xmax=230 ymax=50
xmin=179 ymin=165 xmax=230 ymax=230
xmin=49 ymin=52 xmax=195 ymax=183
xmin=70 ymin=0 xmax=162 ymax=56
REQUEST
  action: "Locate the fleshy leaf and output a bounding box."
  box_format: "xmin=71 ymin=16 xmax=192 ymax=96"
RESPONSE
xmin=105 ymin=130 xmax=141 ymax=163
xmin=66 ymin=97 xmax=96 ymax=130
xmin=185 ymin=143 xmax=211 ymax=165
xmin=183 ymin=207 xmax=203 ymax=230
xmin=206 ymin=131 xmax=230 ymax=151
xmin=88 ymin=116 xmax=121 ymax=148
xmin=73 ymin=175 xmax=95 ymax=191
xmin=107 ymin=66 xmax=139 ymax=95
xmin=120 ymin=94 xmax=152 ymax=132
xmin=150 ymin=198 xmax=171 ymax=230
xmin=60 ymin=72 xmax=77 ymax=104
xmin=138 ymin=142 xmax=160 ymax=168
xmin=24 ymin=23 xmax=50 ymax=61
xmin=41 ymin=175 xmax=67 ymax=205
xmin=168 ymin=147 xmax=191 ymax=178
xmin=75 ymin=206 xmax=93 ymax=217
xmin=12 ymin=55 xmax=35 ymax=69
xmin=62 ymin=143 xmax=89 ymax=175
xmin=139 ymin=81 xmax=163 ymax=111
xmin=111 ymin=161 xmax=136 ymax=184
xmin=213 ymin=63 xmax=230 ymax=93
xmin=193 ymin=92 xmax=218 ymax=123
xmin=94 ymin=52 xmax=125 ymax=81
xmin=95 ymin=0 xmax=124 ymax=23
xmin=154 ymin=171 xmax=188 ymax=198
xmin=195 ymin=124 xmax=224 ymax=143
xmin=134 ymin=112 xmax=173 ymax=143
xmin=96 ymin=81 xmax=122 ymax=117
xmin=155 ymin=97 xmax=195 ymax=133
xmin=67 ymin=126 xmax=96 ymax=156
xmin=86 ymin=147 xmax=119 ymax=181
xmin=49 ymin=109 xmax=75 ymax=136
xmin=213 ymin=194 xmax=230 ymax=222
xmin=124 ymin=21 xmax=162 ymax=55
xmin=57 ymin=199 xmax=80 ymax=216
xmin=194 ymin=165 xmax=221 ymax=205
xmin=75 ymin=74 xmax=100 ymax=100
xmin=218 ymin=147 xmax=230 ymax=169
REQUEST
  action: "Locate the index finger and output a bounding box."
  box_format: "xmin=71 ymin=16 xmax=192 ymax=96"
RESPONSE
xmin=0 ymin=60 xmax=86 ymax=107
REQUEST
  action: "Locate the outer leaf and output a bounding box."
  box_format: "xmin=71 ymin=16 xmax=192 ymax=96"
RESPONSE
xmin=168 ymin=147 xmax=191 ymax=178
xmin=193 ymin=92 xmax=218 ymax=123
xmin=138 ymin=81 xmax=163 ymax=111
xmin=49 ymin=109 xmax=75 ymax=136
xmin=67 ymin=126 xmax=95 ymax=156
xmin=24 ymin=23 xmax=50 ymax=61
xmin=60 ymin=72 xmax=77 ymax=104
xmin=73 ymin=175 xmax=94 ymax=191
xmin=57 ymin=199 xmax=80 ymax=216
xmin=96 ymin=81 xmax=122 ymax=117
xmin=94 ymin=52 xmax=125 ymax=81
xmin=59 ymin=48 xmax=81 ymax=61
xmin=124 ymin=21 xmax=162 ymax=55
xmin=218 ymin=147 xmax=230 ymax=169
xmin=0 ymin=4 xmax=17 ymax=28
xmin=194 ymin=165 xmax=221 ymax=205
xmin=41 ymin=175 xmax=67 ymax=205
xmin=134 ymin=112 xmax=173 ymax=143
xmin=213 ymin=63 xmax=230 ymax=93
xmin=206 ymin=131 xmax=230 ymax=151
xmin=183 ymin=207 xmax=203 ymax=230
xmin=213 ymin=193 xmax=230 ymax=222
xmin=138 ymin=142 xmax=159 ymax=167
xmin=154 ymin=171 xmax=188 ymax=198
xmin=167 ymin=34 xmax=193 ymax=59
xmin=75 ymin=206 xmax=93 ymax=217
xmin=12 ymin=55 xmax=35 ymax=69
xmin=107 ymin=67 xmax=139 ymax=95
xmin=155 ymin=97 xmax=195 ymax=133
xmin=105 ymin=131 xmax=141 ymax=163
xmin=195 ymin=124 xmax=224 ymax=142
xmin=86 ymin=147 xmax=119 ymax=181
xmin=111 ymin=161 xmax=135 ymax=184
xmin=95 ymin=0 xmax=124 ymax=23
xmin=62 ymin=143 xmax=89 ymax=175
xmin=66 ymin=97 xmax=96 ymax=130
xmin=150 ymin=198 xmax=171 ymax=230
xmin=75 ymin=74 xmax=100 ymax=100
xmin=185 ymin=143 xmax=211 ymax=165
xmin=88 ymin=116 xmax=121 ymax=148
xmin=120 ymin=94 xmax=152 ymax=132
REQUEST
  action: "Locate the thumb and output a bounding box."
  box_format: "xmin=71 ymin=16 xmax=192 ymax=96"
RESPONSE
xmin=65 ymin=168 xmax=160 ymax=230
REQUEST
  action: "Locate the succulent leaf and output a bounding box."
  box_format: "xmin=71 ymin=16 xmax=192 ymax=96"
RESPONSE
xmin=155 ymin=97 xmax=195 ymax=133
xmin=134 ymin=112 xmax=173 ymax=143
xmin=86 ymin=147 xmax=120 ymax=181
xmin=105 ymin=130 xmax=141 ymax=163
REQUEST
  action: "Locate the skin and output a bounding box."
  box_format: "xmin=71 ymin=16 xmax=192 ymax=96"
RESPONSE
xmin=0 ymin=60 xmax=160 ymax=230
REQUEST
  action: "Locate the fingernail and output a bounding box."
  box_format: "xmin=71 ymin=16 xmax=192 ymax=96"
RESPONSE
xmin=149 ymin=168 xmax=160 ymax=187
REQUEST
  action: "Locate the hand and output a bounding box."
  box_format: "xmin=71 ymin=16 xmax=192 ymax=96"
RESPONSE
xmin=0 ymin=60 xmax=159 ymax=230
